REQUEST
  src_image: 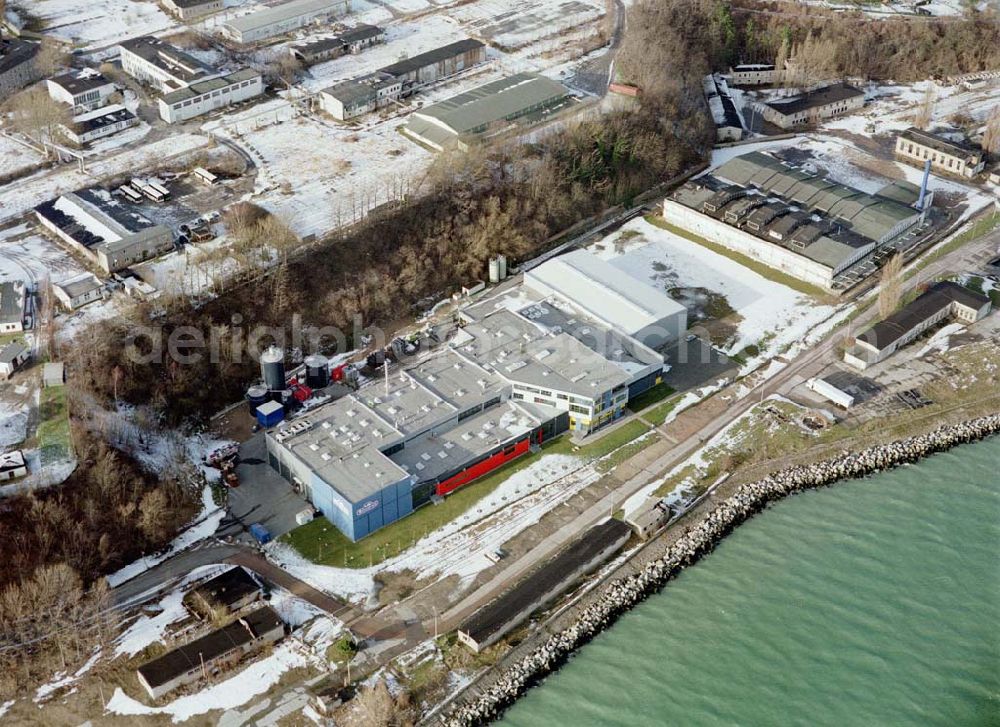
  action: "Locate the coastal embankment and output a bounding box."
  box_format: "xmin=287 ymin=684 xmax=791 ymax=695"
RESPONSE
xmin=442 ymin=413 xmax=1000 ymax=726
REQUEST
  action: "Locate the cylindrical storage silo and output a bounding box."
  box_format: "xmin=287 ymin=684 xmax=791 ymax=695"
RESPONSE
xmin=304 ymin=354 xmax=329 ymax=388
xmin=498 ymin=254 xmax=507 ymax=280
xmin=246 ymin=384 xmax=269 ymax=416
xmin=488 ymin=257 xmax=500 ymax=284
xmin=261 ymin=346 xmax=286 ymax=392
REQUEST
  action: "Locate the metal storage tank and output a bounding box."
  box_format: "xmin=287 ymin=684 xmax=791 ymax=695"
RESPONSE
xmin=304 ymin=354 xmax=329 ymax=388
xmin=246 ymin=384 xmax=269 ymax=416
xmin=498 ymin=254 xmax=507 ymax=279
xmin=261 ymin=346 xmax=286 ymax=392
xmin=488 ymin=257 xmax=501 ymax=283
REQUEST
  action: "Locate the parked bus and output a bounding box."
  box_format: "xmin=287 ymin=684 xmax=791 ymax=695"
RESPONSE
xmin=118 ymin=184 xmax=143 ymax=203
xmin=132 ymin=178 xmax=167 ymax=203
xmin=193 ymin=166 xmax=218 ymax=185
xmin=147 ymin=179 xmax=171 ymax=200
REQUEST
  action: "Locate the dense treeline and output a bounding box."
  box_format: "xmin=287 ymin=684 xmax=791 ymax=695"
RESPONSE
xmin=728 ymin=1 xmax=1000 ymax=81
xmin=0 ymin=429 xmax=198 ymax=590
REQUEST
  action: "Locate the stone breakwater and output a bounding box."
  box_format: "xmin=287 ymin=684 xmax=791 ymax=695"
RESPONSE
xmin=442 ymin=414 xmax=1000 ymax=727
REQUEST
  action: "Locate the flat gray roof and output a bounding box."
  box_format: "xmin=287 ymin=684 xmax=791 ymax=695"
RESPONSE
xmin=0 ymin=282 xmax=25 ymax=325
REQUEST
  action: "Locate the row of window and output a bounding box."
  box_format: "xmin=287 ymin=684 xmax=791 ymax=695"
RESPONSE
xmin=900 ymin=142 xmax=972 ymax=171
xmin=170 ymin=79 xmax=257 ymax=111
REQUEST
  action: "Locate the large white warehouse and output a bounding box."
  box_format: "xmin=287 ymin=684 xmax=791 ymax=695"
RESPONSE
xmin=221 ymin=0 xmax=351 ymax=44
xmin=524 ymin=248 xmax=688 ymax=348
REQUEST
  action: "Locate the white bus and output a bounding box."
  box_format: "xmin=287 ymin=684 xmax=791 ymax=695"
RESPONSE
xmin=132 ymin=178 xmax=167 ymax=203
xmin=193 ymin=167 xmax=218 ymax=185
xmin=118 ymin=184 xmax=143 ymax=203
xmin=147 ymin=179 xmax=171 ymax=201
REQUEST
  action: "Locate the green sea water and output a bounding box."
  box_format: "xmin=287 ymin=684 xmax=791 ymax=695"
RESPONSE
xmin=500 ymin=437 xmax=1000 ymax=727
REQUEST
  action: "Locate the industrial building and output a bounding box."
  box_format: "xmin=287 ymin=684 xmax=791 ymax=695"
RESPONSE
xmin=119 ymin=36 xmax=215 ymax=92
xmin=290 ymin=24 xmax=384 ymax=64
xmin=726 ymin=63 xmax=778 ymax=87
xmin=703 ymin=74 xmax=743 ymax=143
xmin=524 ymin=249 xmax=688 ymax=347
xmin=0 ymin=281 xmax=27 ymax=333
xmin=400 ymin=73 xmax=573 ymax=151
xmin=457 ymin=519 xmax=631 ymax=652
xmin=844 ymin=282 xmax=991 ymax=369
xmin=46 ymin=70 xmax=117 ymax=111
xmin=220 ymin=0 xmax=352 ymax=44
xmin=0 ymin=341 xmax=29 ymax=380
xmin=662 ymin=151 xmax=929 ymax=289
xmin=895 ymin=127 xmax=986 ymax=179
xmin=52 ymin=273 xmax=104 ymax=311
xmin=136 ymin=606 xmax=284 ymax=699
xmin=0 ymin=32 xmax=39 ymax=100
xmin=158 ymin=69 xmax=263 ymax=123
xmin=62 ymin=104 xmax=138 ymax=145
xmin=758 ymin=82 xmax=864 ymax=129
xmin=265 ymin=249 xmax=679 ymax=541
xmin=160 ymin=0 xmax=224 ymax=20
xmin=34 ymin=190 xmax=174 ymax=274
xmin=183 ymin=567 xmax=261 ymax=620
xmin=316 ymin=38 xmax=485 ymax=121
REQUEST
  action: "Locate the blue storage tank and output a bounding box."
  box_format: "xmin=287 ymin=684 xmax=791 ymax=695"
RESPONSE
xmin=256 ymin=400 xmax=285 ymax=428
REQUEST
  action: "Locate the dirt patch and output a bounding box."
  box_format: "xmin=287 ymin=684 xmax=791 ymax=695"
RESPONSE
xmin=667 ymin=285 xmax=742 ymax=347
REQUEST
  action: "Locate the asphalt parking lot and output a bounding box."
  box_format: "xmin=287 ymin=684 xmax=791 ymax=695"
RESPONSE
xmin=218 ymin=431 xmax=309 ymax=542
xmin=661 ymin=337 xmax=738 ymax=392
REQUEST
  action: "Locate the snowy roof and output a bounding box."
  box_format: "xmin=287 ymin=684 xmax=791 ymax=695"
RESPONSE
xmin=48 ymin=70 xmax=114 ymax=95
xmin=380 ymin=39 xmax=483 ymax=77
xmin=223 ymin=0 xmax=344 ymax=33
xmin=525 ymin=248 xmax=687 ymax=337
xmin=119 ymin=36 xmax=214 ymax=83
xmin=161 ymin=69 xmax=260 ymax=104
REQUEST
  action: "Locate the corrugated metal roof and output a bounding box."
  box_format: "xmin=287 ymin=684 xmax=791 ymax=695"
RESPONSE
xmin=412 ymin=73 xmax=570 ymax=135
xmin=224 ymin=0 xmax=344 ymax=33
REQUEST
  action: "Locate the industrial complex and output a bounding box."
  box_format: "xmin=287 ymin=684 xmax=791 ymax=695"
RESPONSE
xmin=260 ymin=248 xmax=685 ymax=541
xmin=662 ymin=151 xmax=932 ymax=289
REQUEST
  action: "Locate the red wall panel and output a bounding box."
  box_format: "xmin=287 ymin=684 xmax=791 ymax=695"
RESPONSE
xmin=435 ymin=436 xmax=532 ymax=497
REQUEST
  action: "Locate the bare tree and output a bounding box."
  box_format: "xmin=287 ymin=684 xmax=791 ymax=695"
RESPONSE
xmin=913 ymin=86 xmax=936 ymax=130
xmin=34 ymin=37 xmax=70 ymax=78
xmin=5 ymin=86 xmax=72 ymax=155
xmin=982 ymin=105 xmax=1000 ymax=157
xmin=878 ymin=254 xmax=904 ymax=319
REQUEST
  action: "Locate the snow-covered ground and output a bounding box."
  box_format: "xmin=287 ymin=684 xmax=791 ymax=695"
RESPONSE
xmin=0 ymin=402 xmax=28 ymax=448
xmin=0 ymin=223 xmax=88 ymax=286
xmin=0 ymin=135 xmax=44 ymax=179
xmin=15 ymin=0 xmax=177 ymax=49
xmin=591 ymin=217 xmax=839 ymax=368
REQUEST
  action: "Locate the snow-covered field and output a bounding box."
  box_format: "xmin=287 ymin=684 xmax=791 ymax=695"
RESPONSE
xmin=591 ymin=217 xmax=839 ymax=367
xmin=0 ymin=222 xmax=88 ymax=285
xmin=0 ymin=136 xmax=44 ymax=179
xmin=449 ymin=0 xmax=605 ymax=50
xmin=16 ymin=0 xmax=177 ymax=49
xmin=225 ymin=113 xmax=430 ymax=238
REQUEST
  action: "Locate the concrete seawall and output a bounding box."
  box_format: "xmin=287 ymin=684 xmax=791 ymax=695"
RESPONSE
xmin=442 ymin=413 xmax=1000 ymax=726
